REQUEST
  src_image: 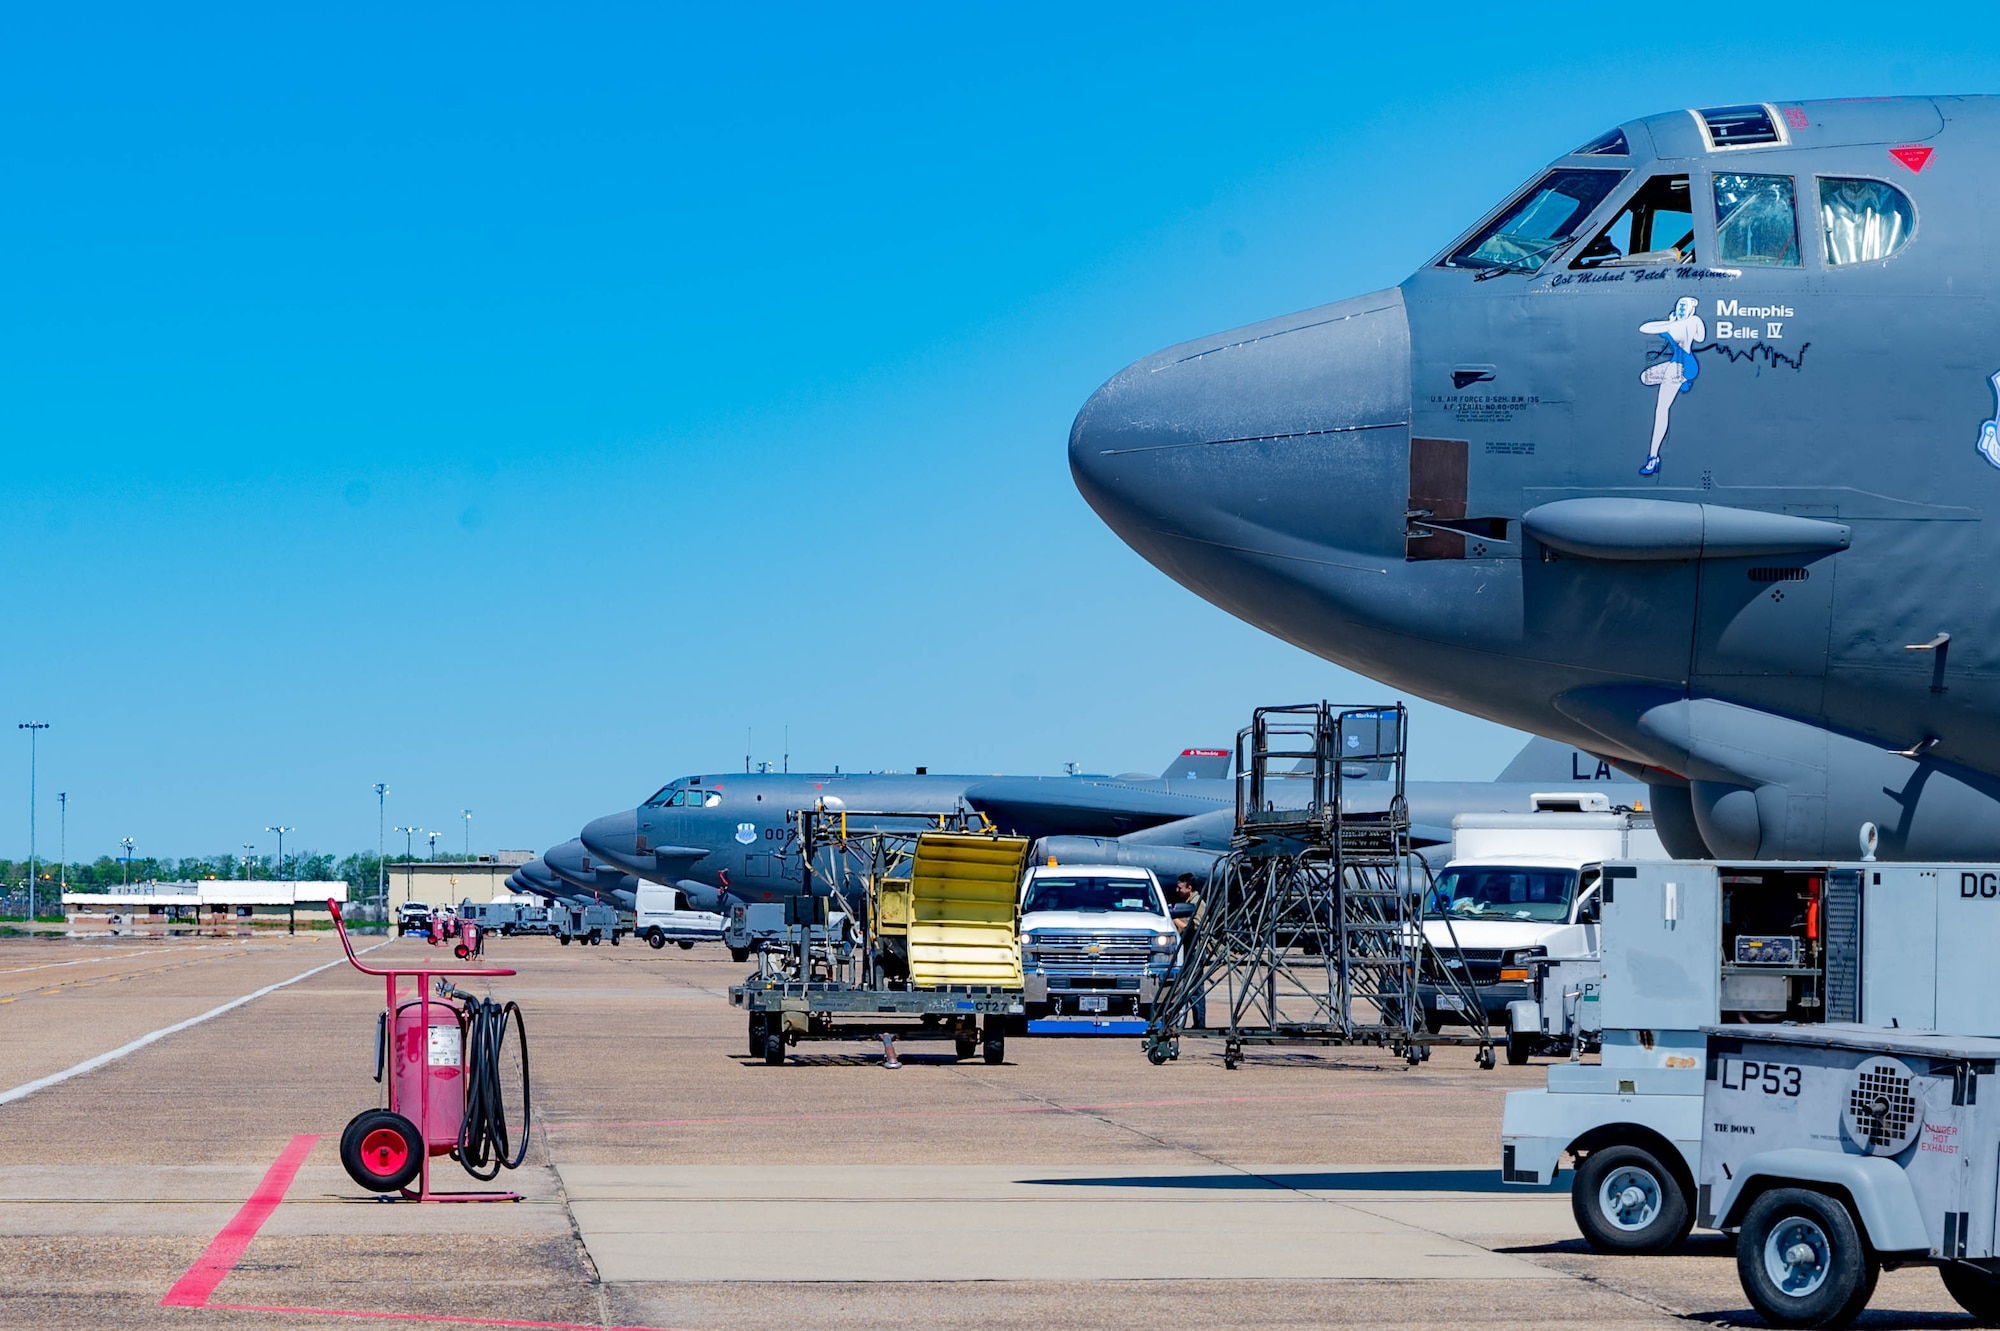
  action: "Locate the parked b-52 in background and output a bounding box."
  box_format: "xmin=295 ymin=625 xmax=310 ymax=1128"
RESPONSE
xmin=555 ymin=735 xmax=1636 ymax=914
xmin=1071 ymin=97 xmax=2000 ymax=862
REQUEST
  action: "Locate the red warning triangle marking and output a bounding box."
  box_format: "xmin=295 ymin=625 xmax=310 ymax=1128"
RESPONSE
xmin=1890 ymin=145 xmax=1934 ymax=173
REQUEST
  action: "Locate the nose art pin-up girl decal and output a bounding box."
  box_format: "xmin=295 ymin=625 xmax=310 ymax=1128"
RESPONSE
xmin=1978 ymin=371 xmax=2000 ymax=470
xmin=1637 ymin=296 xmax=1705 ymax=476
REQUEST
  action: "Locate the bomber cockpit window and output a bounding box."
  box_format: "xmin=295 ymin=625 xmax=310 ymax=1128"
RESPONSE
xmin=1572 ymin=127 xmax=1629 ymax=156
xmin=1572 ymin=175 xmax=1693 ymax=268
xmin=1713 ymin=173 xmax=1799 ymax=266
xmin=1819 ymin=177 xmax=1914 ymax=264
xmin=643 ymin=785 xmax=675 ymax=806
xmin=1443 ymin=168 xmax=1625 ymax=275
xmin=661 ymin=788 xmax=722 ymax=807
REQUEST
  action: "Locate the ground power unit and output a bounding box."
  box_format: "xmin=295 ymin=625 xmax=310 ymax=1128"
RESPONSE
xmin=1700 ymin=1024 xmax=2000 ymax=1327
xmin=1502 ymin=861 xmax=2000 ymax=1257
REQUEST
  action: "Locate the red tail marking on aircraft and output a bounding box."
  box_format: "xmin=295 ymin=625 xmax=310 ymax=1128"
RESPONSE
xmin=1890 ymin=145 xmax=1933 ymax=173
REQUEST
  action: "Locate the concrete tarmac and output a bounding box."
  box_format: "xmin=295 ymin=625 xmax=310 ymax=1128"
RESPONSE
xmin=0 ymin=931 xmax=1976 ymax=1329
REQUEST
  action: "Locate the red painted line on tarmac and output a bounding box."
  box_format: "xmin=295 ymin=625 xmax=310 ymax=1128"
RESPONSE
xmin=205 ymin=1303 xmax=686 ymax=1330
xmin=161 ymin=1133 xmax=319 ymax=1307
xmin=542 ymin=1085 xmax=1508 ymax=1132
xmin=164 ymin=1136 xmax=689 ymax=1331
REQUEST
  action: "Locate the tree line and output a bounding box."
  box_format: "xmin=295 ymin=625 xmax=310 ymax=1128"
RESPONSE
xmin=0 ymin=851 xmax=428 ymax=892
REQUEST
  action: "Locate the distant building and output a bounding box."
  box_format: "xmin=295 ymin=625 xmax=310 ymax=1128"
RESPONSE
xmin=386 ymin=858 xmax=534 ymax=911
xmin=63 ymin=880 xmax=348 ymax=924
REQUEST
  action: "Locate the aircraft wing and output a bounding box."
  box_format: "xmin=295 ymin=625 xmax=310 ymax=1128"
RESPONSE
xmin=962 ymin=776 xmax=1224 ymax=840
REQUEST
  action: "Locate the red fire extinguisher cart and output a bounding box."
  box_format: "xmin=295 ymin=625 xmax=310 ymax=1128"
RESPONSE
xmin=330 ymin=899 xmax=526 ymax=1202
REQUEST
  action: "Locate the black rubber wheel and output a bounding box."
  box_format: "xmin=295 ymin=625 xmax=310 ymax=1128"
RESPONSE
xmin=729 ymin=947 xmax=750 ymax=963
xmin=982 ymin=1024 xmax=1005 ymax=1065
xmin=677 ymin=939 xmax=694 ymax=950
xmin=1146 ymin=1043 xmax=1171 ymax=1066
xmin=559 ymin=935 xmax=571 ymax=945
xmin=763 ymin=1031 xmax=786 ymax=1066
xmin=1571 ymin=1144 xmax=1693 ymax=1255
xmin=339 ymin=1109 xmax=423 ymax=1193
xmin=453 ymin=944 xmax=469 ymax=959
xmin=647 ymin=931 xmax=665 ymax=949
xmin=610 ymin=933 xmax=619 ymax=946
xmin=955 ymin=1034 xmax=977 ymax=1061
xmin=748 ymin=1011 xmax=767 ymax=1057
xmin=1941 ymin=1266 xmax=2000 ymax=1322
xmin=1506 ymin=1032 xmax=1534 ymax=1065
xmin=1736 ymin=1187 xmax=1876 ymax=1329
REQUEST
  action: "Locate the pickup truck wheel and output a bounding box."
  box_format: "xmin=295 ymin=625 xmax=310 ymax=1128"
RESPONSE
xmin=646 ymin=931 xmax=665 ymax=949
xmin=677 ymin=940 xmax=695 ymax=950
xmin=729 ymin=947 xmax=750 ymax=963
xmin=1571 ymin=1144 xmax=1691 ymax=1254
xmin=1941 ymin=1265 xmax=2000 ymax=1322
xmin=1506 ymin=1033 xmax=1534 ymax=1065
xmin=1737 ymin=1188 xmax=1875 ymax=1329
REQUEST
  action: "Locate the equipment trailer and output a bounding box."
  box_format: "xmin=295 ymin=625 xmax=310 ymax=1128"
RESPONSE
xmin=729 ymin=809 xmax=1029 ymax=1065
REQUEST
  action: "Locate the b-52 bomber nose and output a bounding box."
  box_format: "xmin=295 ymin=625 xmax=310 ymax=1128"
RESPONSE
xmin=579 ymin=807 xmax=650 ymax=877
xmin=1070 ymin=287 xmax=1415 ymax=652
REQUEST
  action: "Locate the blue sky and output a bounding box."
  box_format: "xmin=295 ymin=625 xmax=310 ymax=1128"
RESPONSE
xmin=4 ymin=5 xmax=1990 ymax=862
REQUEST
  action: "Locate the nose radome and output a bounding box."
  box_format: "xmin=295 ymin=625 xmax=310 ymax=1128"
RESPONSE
xmin=579 ymin=808 xmax=646 ymax=874
xmin=1070 ymin=287 xmax=1413 ymax=574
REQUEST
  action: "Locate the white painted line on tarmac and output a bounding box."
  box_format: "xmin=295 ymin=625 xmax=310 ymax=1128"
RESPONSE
xmin=0 ymin=942 xmax=386 ymax=1106
xmin=0 ymin=945 xmax=185 ymax=975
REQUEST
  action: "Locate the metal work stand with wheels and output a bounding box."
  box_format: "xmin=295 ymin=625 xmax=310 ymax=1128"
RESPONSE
xmin=1142 ymin=703 xmax=1495 ymax=1071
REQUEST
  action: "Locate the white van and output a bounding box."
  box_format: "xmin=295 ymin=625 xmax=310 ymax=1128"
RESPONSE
xmin=634 ymin=882 xmax=724 ymax=950
xmin=1421 ymin=794 xmax=1666 ymax=1061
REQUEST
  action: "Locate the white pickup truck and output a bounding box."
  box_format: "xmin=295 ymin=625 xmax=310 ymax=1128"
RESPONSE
xmin=1421 ymin=794 xmax=1665 ymax=1063
xmin=634 ymin=882 xmax=724 ymax=950
xmin=1017 ymin=864 xmax=1178 ymax=1025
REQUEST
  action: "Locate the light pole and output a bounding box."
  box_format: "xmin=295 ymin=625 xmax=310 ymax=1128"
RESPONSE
xmin=374 ymin=783 xmax=388 ymax=907
xmin=242 ymin=844 xmax=256 ymax=880
xmin=19 ymin=722 xmax=47 ymax=922
xmin=426 ymin=830 xmax=441 ymax=862
xmin=57 ymin=792 xmax=66 ymax=897
xmin=395 ymin=826 xmax=419 ymax=908
xmin=119 ymin=837 xmax=135 ymax=887
xmin=461 ymin=809 xmax=472 ymax=860
xmin=267 ymin=826 xmax=293 ymax=882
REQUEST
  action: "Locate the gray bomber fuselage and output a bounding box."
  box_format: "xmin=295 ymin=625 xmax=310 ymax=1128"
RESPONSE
xmin=584 ymin=753 xmax=1641 ymax=901
xmin=1072 ymin=97 xmax=2000 ymax=862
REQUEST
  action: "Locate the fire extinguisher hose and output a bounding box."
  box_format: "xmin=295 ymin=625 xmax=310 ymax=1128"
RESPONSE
xmin=457 ymin=996 xmax=531 ymax=1180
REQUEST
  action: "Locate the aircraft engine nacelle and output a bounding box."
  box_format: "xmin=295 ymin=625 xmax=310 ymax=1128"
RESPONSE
xmin=1560 ymin=686 xmax=2000 ymax=861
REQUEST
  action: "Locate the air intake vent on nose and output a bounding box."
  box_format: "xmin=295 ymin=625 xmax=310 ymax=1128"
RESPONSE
xmin=1845 ymin=1058 xmax=1922 ymax=1155
xmin=1748 ymin=567 xmax=1810 ymax=583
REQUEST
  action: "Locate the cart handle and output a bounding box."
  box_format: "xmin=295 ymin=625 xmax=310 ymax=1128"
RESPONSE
xmin=329 ymin=898 xmax=516 ymax=978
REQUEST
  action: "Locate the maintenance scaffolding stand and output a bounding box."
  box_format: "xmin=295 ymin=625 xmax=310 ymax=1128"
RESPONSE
xmin=1143 ymin=703 xmax=1495 ymax=1070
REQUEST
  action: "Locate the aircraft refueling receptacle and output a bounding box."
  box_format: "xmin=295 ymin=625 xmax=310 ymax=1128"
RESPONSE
xmin=1070 ymin=98 xmax=2000 ymax=863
